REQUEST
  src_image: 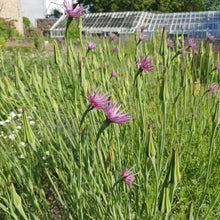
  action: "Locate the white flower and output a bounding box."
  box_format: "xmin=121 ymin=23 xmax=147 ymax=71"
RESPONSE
xmin=21 ymin=142 xmax=25 ymax=146
xmin=17 ymin=114 xmax=22 ymax=117
xmin=20 ymin=154 xmax=24 ymax=159
xmin=9 ymin=134 xmax=15 ymax=140
xmin=0 ymin=121 xmax=5 ymax=125
xmin=28 ymin=116 xmax=32 ymax=120
xmin=45 ymin=151 xmax=49 ymax=156
xmin=17 ymin=126 xmax=22 ymax=130
xmin=42 ymin=156 xmax=46 ymax=160
xmin=5 ymin=119 xmax=10 ymax=123
xmin=9 ymin=112 xmax=16 ymax=118
xmin=30 ymin=121 xmax=35 ymax=125
xmin=4 ymin=136 xmax=7 ymax=139
xmin=32 ymin=106 xmax=37 ymax=110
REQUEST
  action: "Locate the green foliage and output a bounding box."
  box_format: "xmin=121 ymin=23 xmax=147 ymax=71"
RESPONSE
xmin=78 ymin=0 xmax=214 ymax=12
xmin=67 ymin=19 xmax=80 ymax=39
xmin=0 ymin=17 xmax=18 ymax=39
xmin=0 ymin=36 xmax=6 ymax=48
xmin=0 ymin=33 xmax=219 ymax=219
xmin=23 ymin=17 xmax=31 ymax=28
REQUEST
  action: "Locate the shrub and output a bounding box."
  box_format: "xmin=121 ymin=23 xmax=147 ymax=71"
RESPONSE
xmin=23 ymin=17 xmax=31 ymax=28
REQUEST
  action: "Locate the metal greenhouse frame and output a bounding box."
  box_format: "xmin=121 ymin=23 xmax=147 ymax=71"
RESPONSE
xmin=50 ymin=10 xmax=220 ymax=39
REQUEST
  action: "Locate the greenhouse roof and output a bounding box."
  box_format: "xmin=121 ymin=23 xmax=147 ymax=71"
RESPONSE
xmin=50 ymin=10 xmax=220 ymax=39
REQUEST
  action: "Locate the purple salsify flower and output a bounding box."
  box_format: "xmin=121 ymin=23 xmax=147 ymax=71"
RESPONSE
xmin=87 ymin=41 xmax=96 ymax=49
xmin=12 ymin=74 xmax=16 ymax=78
xmin=76 ymin=38 xmax=80 ymax=43
xmin=178 ymin=42 xmax=182 ymax=48
xmin=137 ymin=55 xmax=154 ymax=72
xmin=194 ymin=49 xmax=198 ymax=55
xmin=63 ymin=1 xmax=85 ymax=17
xmin=24 ymin=88 xmax=28 ymax=91
xmin=48 ymin=65 xmax=51 ymax=68
xmin=181 ymin=50 xmax=188 ymax=54
xmin=209 ymin=83 xmax=217 ymax=93
xmin=137 ymin=33 xmax=146 ymax=41
xmin=2 ymin=70 xmax=8 ymax=73
xmin=8 ymin=21 xmax=12 ymax=26
xmin=121 ymin=167 xmax=137 ymax=185
xmin=58 ymin=38 xmax=63 ymax=43
xmin=111 ymin=71 xmax=117 ymax=77
xmin=104 ymin=100 xmax=131 ymax=124
xmin=25 ymin=28 xmax=28 ymax=33
xmin=167 ymin=39 xmax=174 ymax=48
xmin=24 ymin=39 xmax=28 ymax=45
xmin=81 ymin=54 xmax=85 ymax=59
xmin=87 ymin=87 xmax=109 ymax=110
xmin=187 ymin=39 xmax=196 ymax=49
xmin=113 ymin=47 xmax=117 ymax=53
xmin=139 ymin=26 xmax=147 ymax=31
xmin=111 ymin=33 xmax=117 ymax=40
xmin=215 ymin=61 xmax=220 ymax=70
xmin=207 ymin=33 xmax=214 ymax=41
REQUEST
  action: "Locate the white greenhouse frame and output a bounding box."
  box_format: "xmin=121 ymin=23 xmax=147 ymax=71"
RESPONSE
xmin=50 ymin=10 xmax=220 ymax=39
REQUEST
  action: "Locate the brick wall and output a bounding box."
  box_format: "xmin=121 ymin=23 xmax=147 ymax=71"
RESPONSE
xmin=0 ymin=0 xmax=24 ymax=35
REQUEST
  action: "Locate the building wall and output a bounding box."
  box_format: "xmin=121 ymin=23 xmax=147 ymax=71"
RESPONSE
xmin=21 ymin=0 xmax=45 ymax=26
xmin=0 ymin=0 xmax=24 ymax=35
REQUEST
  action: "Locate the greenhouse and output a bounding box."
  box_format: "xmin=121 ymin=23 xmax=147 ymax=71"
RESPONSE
xmin=50 ymin=10 xmax=220 ymax=39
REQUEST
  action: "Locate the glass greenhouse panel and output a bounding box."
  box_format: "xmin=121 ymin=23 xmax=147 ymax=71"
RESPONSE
xmin=50 ymin=10 xmax=220 ymax=39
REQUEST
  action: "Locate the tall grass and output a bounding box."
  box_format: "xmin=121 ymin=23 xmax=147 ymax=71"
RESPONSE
xmin=0 ymin=31 xmax=219 ymax=219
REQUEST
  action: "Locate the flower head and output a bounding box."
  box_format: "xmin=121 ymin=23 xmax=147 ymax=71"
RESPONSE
xmin=63 ymin=1 xmax=85 ymax=17
xmin=194 ymin=49 xmax=198 ymax=55
xmin=139 ymin=26 xmax=147 ymax=31
xmin=207 ymin=33 xmax=214 ymax=41
xmin=87 ymin=41 xmax=96 ymax=50
xmin=87 ymin=87 xmax=109 ymax=110
xmin=137 ymin=55 xmax=154 ymax=72
xmin=121 ymin=167 xmax=136 ymax=185
xmin=58 ymin=38 xmax=63 ymax=43
xmin=215 ymin=61 xmax=220 ymax=70
xmin=209 ymin=83 xmax=217 ymax=93
xmin=111 ymin=33 xmax=117 ymax=40
xmin=76 ymin=38 xmax=80 ymax=43
xmin=137 ymin=33 xmax=146 ymax=41
xmin=187 ymin=39 xmax=196 ymax=49
xmin=167 ymin=39 xmax=173 ymax=48
xmin=111 ymin=71 xmax=117 ymax=77
xmin=113 ymin=47 xmax=117 ymax=53
xmin=104 ymin=100 xmax=131 ymax=124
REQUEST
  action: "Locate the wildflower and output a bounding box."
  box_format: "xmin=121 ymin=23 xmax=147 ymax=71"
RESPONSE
xmin=63 ymin=1 xmax=85 ymax=17
xmin=0 ymin=121 xmax=5 ymax=125
xmin=12 ymin=74 xmax=16 ymax=78
xmin=9 ymin=134 xmax=15 ymax=140
xmin=121 ymin=167 xmax=137 ymax=185
xmin=30 ymin=121 xmax=35 ymax=125
xmin=46 ymin=151 xmax=49 ymax=156
xmin=137 ymin=33 xmax=146 ymax=41
xmin=178 ymin=42 xmax=182 ymax=48
xmin=113 ymin=47 xmax=117 ymax=53
xmin=104 ymin=100 xmax=131 ymax=124
xmin=207 ymin=33 xmax=214 ymax=41
xmin=87 ymin=87 xmax=109 ymax=110
xmin=139 ymin=26 xmax=147 ymax=31
xmin=137 ymin=55 xmax=154 ymax=72
xmin=8 ymin=21 xmax=12 ymax=25
xmin=187 ymin=39 xmax=196 ymax=49
xmin=111 ymin=33 xmax=117 ymax=40
xmin=111 ymin=71 xmax=117 ymax=77
xmin=21 ymin=142 xmax=25 ymax=146
xmin=9 ymin=112 xmax=16 ymax=118
xmin=43 ymin=156 xmax=46 ymax=160
xmin=181 ymin=50 xmax=188 ymax=54
xmin=209 ymin=83 xmax=217 ymax=93
xmin=215 ymin=62 xmax=220 ymax=70
xmin=58 ymin=38 xmax=63 ymax=43
xmin=87 ymin=41 xmax=96 ymax=50
xmin=77 ymin=38 xmax=80 ymax=43
xmin=194 ymin=49 xmax=198 ymax=55
xmin=82 ymin=54 xmax=85 ymax=59
xmin=20 ymin=154 xmax=24 ymax=159
xmin=167 ymin=39 xmax=174 ymax=48
xmin=24 ymin=88 xmax=28 ymax=91
xmin=24 ymin=39 xmax=28 ymax=45
xmin=47 ymin=65 xmax=51 ymax=68
xmin=17 ymin=126 xmax=22 ymax=130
